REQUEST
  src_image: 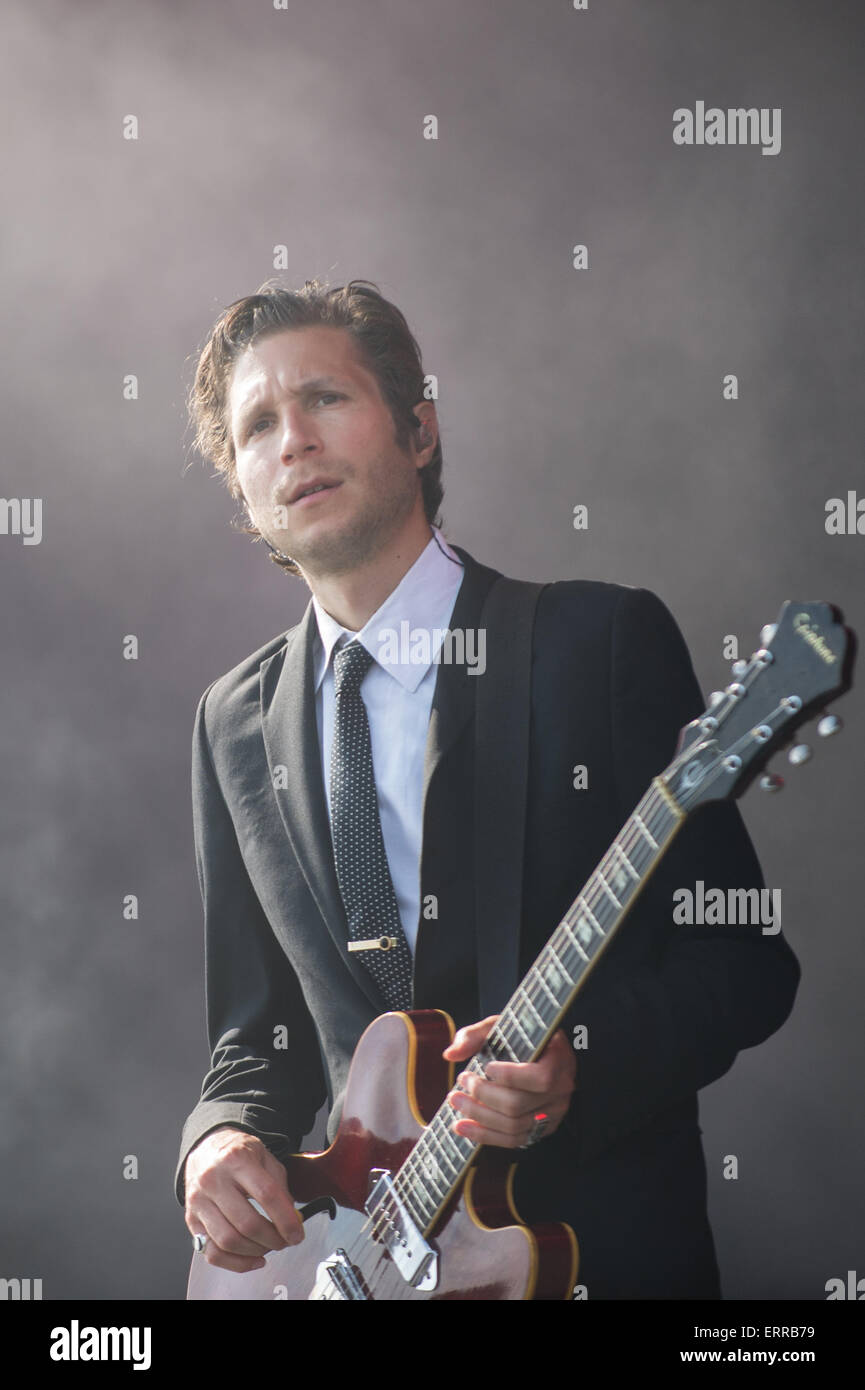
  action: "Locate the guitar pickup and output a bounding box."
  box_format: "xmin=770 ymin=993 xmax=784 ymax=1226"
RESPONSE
xmin=365 ymin=1169 xmax=439 ymax=1291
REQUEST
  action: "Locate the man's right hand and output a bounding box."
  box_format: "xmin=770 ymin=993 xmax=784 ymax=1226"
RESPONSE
xmin=184 ymin=1127 xmax=305 ymax=1273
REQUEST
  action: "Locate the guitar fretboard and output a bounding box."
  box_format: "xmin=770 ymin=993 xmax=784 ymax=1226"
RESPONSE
xmin=382 ymin=777 xmax=685 ymax=1236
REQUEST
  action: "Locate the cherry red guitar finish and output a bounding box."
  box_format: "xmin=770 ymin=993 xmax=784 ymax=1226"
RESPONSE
xmin=187 ymin=1010 xmax=578 ymax=1301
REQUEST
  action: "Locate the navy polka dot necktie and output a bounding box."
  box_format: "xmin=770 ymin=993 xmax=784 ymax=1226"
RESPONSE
xmin=329 ymin=640 xmax=414 ymax=1012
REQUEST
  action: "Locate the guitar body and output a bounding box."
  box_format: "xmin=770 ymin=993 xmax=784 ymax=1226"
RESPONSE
xmin=187 ymin=1010 xmax=578 ymax=1300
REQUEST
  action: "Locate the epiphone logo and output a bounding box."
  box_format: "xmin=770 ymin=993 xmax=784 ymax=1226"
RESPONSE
xmin=793 ymin=612 xmax=836 ymax=665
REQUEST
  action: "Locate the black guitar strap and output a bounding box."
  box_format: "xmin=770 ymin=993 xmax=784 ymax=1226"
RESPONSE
xmin=474 ymin=576 xmax=549 ymax=1019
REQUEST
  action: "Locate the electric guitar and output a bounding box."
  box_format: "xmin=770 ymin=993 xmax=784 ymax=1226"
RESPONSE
xmin=188 ymin=599 xmax=855 ymax=1300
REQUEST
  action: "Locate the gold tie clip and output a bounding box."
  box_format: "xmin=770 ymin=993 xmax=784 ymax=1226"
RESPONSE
xmin=347 ymin=936 xmax=398 ymax=952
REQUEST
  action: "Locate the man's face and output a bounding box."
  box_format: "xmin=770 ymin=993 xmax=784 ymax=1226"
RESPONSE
xmin=228 ymin=325 xmax=427 ymax=578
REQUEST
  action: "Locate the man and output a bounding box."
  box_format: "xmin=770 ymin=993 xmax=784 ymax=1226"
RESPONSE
xmin=176 ymin=278 xmax=800 ymax=1298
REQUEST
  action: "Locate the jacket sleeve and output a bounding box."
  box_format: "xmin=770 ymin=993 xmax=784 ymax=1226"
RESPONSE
xmin=174 ymin=682 xmax=327 ymax=1206
xmin=561 ymin=586 xmax=801 ymax=1163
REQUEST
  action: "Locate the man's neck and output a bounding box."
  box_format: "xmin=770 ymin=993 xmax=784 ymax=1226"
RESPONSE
xmin=302 ymin=519 xmax=434 ymax=632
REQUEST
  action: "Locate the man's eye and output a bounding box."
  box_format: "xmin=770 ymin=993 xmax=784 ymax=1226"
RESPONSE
xmin=247 ymin=395 xmax=342 ymax=436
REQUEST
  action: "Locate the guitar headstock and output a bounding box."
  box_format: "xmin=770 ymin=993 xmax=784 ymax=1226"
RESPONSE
xmin=664 ymin=601 xmax=856 ymax=811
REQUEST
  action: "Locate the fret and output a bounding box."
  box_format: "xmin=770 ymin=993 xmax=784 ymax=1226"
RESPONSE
xmin=633 ymin=811 xmax=659 ymax=849
xmin=433 ymin=1131 xmax=474 ymax=1182
xmin=547 ymin=940 xmax=575 ymax=991
xmin=407 ymin=1182 xmax=437 ymax=1224
xmin=425 ymin=1128 xmax=460 ymax=1178
xmin=562 ymin=919 xmax=590 ymax=963
xmin=398 ymin=1128 xmax=478 ymax=1232
xmin=518 ymin=982 xmax=548 ymax=1028
xmin=614 ymin=840 xmax=641 ymax=882
xmin=413 ymin=1152 xmax=452 ymax=1198
xmin=569 ymin=913 xmax=596 ymax=950
xmin=452 ymin=1131 xmax=477 ymax=1164
xmin=596 ymin=868 xmax=622 ymax=909
xmin=418 ymin=1151 xmax=448 ymax=1197
xmin=506 ymin=1007 xmax=534 ymax=1050
xmin=532 ymin=966 xmax=560 ymax=1009
xmin=434 ymin=1144 xmax=461 ymax=1181
xmin=487 ymin=1030 xmax=521 ymax=1062
xmin=415 ymin=1143 xmax=443 ymax=1182
xmin=578 ymin=897 xmax=605 ymax=935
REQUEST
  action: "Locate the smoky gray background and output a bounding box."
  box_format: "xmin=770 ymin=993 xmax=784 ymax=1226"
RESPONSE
xmin=1 ymin=0 xmax=862 ymax=1301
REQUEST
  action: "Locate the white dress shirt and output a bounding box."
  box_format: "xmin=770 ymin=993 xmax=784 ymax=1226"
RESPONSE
xmin=312 ymin=526 xmax=465 ymax=954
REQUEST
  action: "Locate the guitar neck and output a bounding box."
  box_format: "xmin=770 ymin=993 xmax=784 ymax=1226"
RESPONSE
xmin=393 ymin=775 xmax=687 ymax=1235
xmin=490 ymin=775 xmax=686 ymax=1063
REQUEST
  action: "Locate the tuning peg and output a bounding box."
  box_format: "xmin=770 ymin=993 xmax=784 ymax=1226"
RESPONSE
xmin=759 ymin=773 xmax=785 ymax=792
xmin=817 ymin=715 xmax=842 ymax=738
xmin=760 ymin=623 xmax=778 ymax=646
xmin=708 ymin=690 xmax=725 ymax=708
xmin=731 ymin=660 xmax=749 ymax=678
xmin=788 ymin=744 xmax=812 ymax=765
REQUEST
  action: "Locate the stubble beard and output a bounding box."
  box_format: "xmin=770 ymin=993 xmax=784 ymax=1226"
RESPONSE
xmin=270 ymin=453 xmax=421 ymax=581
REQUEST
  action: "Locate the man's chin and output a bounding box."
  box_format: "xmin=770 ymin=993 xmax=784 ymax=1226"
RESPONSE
xmin=269 ymin=484 xmax=418 ymax=578
xmin=277 ymin=523 xmax=380 ymax=578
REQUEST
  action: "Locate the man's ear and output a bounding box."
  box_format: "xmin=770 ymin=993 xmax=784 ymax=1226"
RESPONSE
xmin=412 ymin=401 xmax=438 ymax=462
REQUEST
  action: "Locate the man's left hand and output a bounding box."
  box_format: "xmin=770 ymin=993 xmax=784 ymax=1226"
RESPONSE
xmin=441 ymin=1015 xmax=577 ymax=1149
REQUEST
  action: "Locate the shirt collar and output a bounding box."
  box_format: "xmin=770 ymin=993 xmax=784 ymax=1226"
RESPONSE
xmin=312 ymin=526 xmax=465 ymax=693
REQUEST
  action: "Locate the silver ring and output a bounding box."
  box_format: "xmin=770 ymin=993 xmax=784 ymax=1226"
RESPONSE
xmin=192 ymin=1232 xmax=208 ymax=1254
xmin=519 ymin=1113 xmax=551 ymax=1150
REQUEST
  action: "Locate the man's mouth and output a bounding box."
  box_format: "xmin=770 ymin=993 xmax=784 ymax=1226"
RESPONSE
xmin=287 ymin=480 xmax=342 ymax=505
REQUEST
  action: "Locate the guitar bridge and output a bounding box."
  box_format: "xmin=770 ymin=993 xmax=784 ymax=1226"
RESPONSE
xmin=309 ymin=1248 xmax=368 ymax=1301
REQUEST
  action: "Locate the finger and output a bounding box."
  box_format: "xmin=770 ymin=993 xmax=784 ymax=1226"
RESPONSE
xmin=457 ymin=1070 xmax=576 ymax=1119
xmin=188 ymin=1192 xmax=274 ymax=1260
xmin=543 ymin=1030 xmax=578 ymax=1070
xmin=462 ymin=1059 xmax=556 ymax=1098
xmin=475 ymin=1027 xmax=575 ymax=1082
xmin=188 ymin=1176 xmax=282 ymax=1254
xmin=450 ymin=1073 xmax=537 ymax=1120
xmin=199 ymin=1149 xmax=304 ymax=1249
xmin=252 ymin=1152 xmax=306 ymax=1246
xmin=198 ymin=1225 xmax=268 ymax=1275
xmin=213 ymin=1181 xmax=301 ymax=1253
xmin=448 ymin=1106 xmax=540 ymax=1149
xmin=450 ymin=1080 xmax=572 ymax=1130
xmin=442 ymin=1016 xmax=499 ymax=1061
xmin=205 ymin=1249 xmax=268 ymax=1274
xmin=189 ymin=1217 xmax=267 ymax=1274
xmin=479 ymin=1054 xmax=575 ymax=1092
xmin=448 ymin=1088 xmax=536 ymax=1136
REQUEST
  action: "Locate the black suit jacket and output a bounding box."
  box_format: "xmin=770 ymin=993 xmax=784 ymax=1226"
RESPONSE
xmin=176 ymin=545 xmax=800 ymax=1298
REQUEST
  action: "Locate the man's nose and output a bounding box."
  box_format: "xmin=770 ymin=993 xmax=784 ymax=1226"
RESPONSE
xmin=279 ymin=409 xmax=322 ymax=462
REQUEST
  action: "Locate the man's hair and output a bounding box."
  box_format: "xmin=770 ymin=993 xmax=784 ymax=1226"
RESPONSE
xmin=186 ymin=277 xmax=444 ymax=575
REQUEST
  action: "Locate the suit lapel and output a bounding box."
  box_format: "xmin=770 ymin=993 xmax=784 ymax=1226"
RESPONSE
xmin=418 ymin=546 xmax=500 ymax=833
xmin=259 ymin=544 xmax=501 ymax=1011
